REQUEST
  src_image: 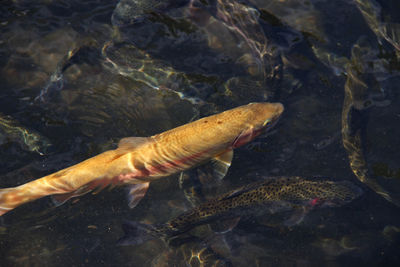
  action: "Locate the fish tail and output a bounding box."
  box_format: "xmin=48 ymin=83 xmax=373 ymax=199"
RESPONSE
xmin=118 ymin=221 xmax=158 ymax=246
xmin=0 ymin=172 xmax=75 ymax=216
xmin=0 ymin=185 xmax=36 ymax=216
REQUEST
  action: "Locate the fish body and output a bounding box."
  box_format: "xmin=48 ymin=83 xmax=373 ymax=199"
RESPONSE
xmin=119 ymin=176 xmax=363 ymax=245
xmin=111 ymin=0 xmax=190 ymax=26
xmin=0 ymin=102 xmax=283 ymax=216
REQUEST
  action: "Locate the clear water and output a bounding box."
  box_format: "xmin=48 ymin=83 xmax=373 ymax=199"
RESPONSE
xmin=0 ymin=0 xmax=399 ymax=266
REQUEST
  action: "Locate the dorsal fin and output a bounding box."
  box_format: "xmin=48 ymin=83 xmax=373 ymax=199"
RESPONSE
xmin=220 ymin=181 xmax=265 ymax=201
xmin=117 ymin=137 xmax=151 ymax=150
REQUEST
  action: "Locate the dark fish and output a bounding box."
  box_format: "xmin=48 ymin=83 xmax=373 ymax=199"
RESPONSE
xmin=111 ymin=0 xmax=190 ymax=26
xmin=118 ymin=176 xmax=363 ymax=245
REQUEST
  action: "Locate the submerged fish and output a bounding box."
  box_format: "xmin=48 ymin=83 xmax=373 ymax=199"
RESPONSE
xmin=0 ymin=102 xmax=283 ymax=216
xmin=118 ymin=176 xmax=363 ymax=245
xmin=111 ymin=0 xmax=189 ymax=26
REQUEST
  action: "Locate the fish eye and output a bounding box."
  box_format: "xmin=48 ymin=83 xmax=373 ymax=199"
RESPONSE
xmin=263 ymin=119 xmax=270 ymax=126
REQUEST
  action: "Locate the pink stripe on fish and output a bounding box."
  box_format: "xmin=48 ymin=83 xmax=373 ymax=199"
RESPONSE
xmin=147 ymin=149 xmax=210 ymax=175
xmin=310 ymin=198 xmax=320 ymax=206
xmin=117 ymin=149 xmax=210 ymax=183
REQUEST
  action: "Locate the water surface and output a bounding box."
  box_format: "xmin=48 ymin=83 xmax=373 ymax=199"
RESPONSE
xmin=0 ymin=0 xmax=399 ymax=266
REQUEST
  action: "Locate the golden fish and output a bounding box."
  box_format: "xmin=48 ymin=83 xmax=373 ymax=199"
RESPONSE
xmin=0 ymin=102 xmax=284 ymax=216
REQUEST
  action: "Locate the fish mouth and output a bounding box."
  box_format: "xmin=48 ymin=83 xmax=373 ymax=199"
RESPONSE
xmin=256 ymin=115 xmax=282 ymax=139
xmin=250 ymin=116 xmax=281 ymax=141
xmin=264 ymin=114 xmax=281 ymax=131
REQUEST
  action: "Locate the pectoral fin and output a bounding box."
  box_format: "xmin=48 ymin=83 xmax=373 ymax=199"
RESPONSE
xmin=212 ymin=150 xmax=233 ymax=180
xmin=127 ymin=183 xmax=149 ymax=208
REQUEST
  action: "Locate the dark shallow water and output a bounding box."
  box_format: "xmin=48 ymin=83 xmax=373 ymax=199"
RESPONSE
xmin=1 ymin=0 xmax=400 ymax=266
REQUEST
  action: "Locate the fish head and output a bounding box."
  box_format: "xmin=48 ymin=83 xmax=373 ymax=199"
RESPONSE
xmin=306 ymin=180 xmax=364 ymax=208
xmin=247 ymin=102 xmax=284 ymax=130
xmin=231 ymin=102 xmax=284 ymax=148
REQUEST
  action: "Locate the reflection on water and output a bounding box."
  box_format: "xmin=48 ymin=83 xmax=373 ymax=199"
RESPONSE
xmin=341 ymin=37 xmax=399 ymax=207
xmin=356 ymin=0 xmax=400 ymax=52
xmin=0 ymin=0 xmax=400 ymax=266
xmin=0 ymin=113 xmax=52 ymax=155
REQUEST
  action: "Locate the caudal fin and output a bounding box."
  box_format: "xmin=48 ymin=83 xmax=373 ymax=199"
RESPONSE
xmin=117 ymin=221 xmax=158 ymax=246
xmin=0 ymin=187 xmax=26 ymax=216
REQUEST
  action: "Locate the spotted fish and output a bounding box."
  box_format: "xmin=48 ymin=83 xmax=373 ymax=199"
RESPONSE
xmin=0 ymin=102 xmax=283 ymax=216
xmin=118 ymin=176 xmax=363 ymax=245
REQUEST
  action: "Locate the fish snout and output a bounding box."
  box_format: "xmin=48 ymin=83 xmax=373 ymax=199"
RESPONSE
xmin=273 ymin=103 xmax=284 ymax=116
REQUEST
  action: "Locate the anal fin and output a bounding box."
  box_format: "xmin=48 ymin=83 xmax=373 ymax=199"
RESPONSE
xmin=118 ymin=220 xmax=157 ymax=246
xmin=51 ymin=186 xmax=92 ymax=206
xmin=51 ymin=177 xmax=116 ymax=206
xmin=210 ymin=217 xmax=241 ymax=234
xmin=284 ymin=206 xmax=310 ymax=227
xmin=127 ymin=183 xmax=149 ymax=208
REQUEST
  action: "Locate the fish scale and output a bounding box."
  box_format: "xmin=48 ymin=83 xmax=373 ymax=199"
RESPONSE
xmin=0 ymin=102 xmax=283 ymax=216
